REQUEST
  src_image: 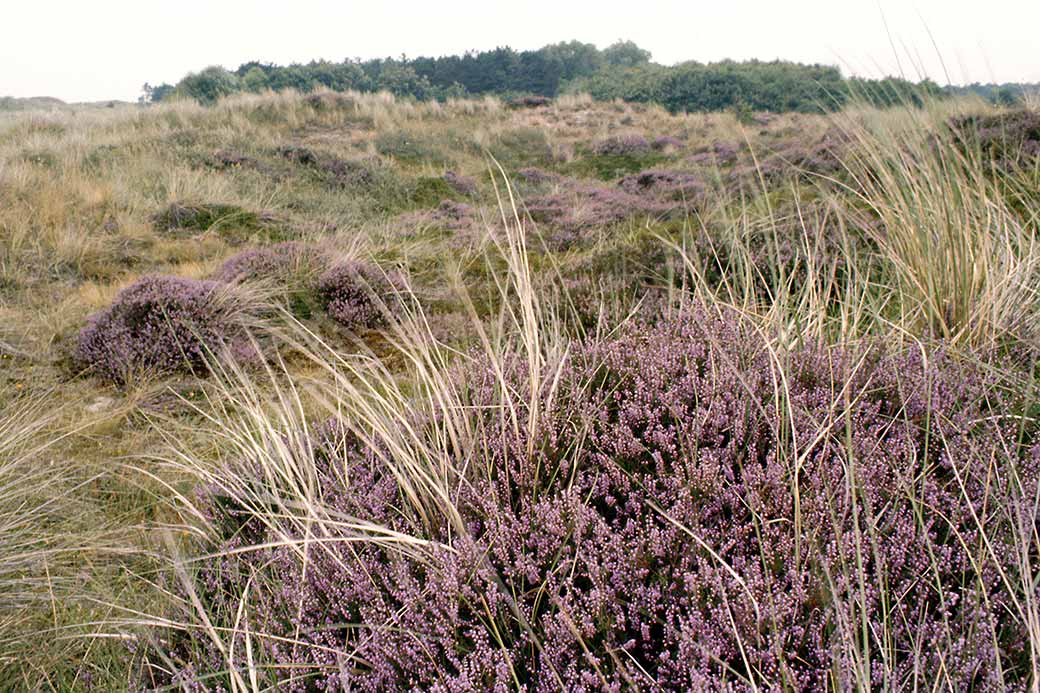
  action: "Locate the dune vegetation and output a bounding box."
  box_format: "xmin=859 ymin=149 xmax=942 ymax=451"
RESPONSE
xmin=1 ymin=88 xmax=1039 ymax=690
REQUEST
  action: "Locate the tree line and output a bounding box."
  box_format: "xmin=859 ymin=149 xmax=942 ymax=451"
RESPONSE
xmin=141 ymin=40 xmax=1035 ymax=114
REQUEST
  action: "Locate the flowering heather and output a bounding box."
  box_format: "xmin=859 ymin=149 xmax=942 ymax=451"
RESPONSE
xmin=315 ymin=261 xmax=401 ymax=329
xmin=591 ymin=133 xmax=652 ymax=156
xmin=524 ymin=173 xmax=700 ymax=246
xmin=278 ymin=145 xmax=380 ymax=187
xmin=651 ymin=135 xmax=685 ymax=151
xmin=398 ymin=200 xmax=479 ymax=238
xmin=689 ymin=140 xmax=741 ymax=166
xmin=726 ymin=131 xmax=846 ymax=187
xmin=75 ymin=275 xmax=248 ymax=385
xmin=176 ymin=307 xmax=1039 ymax=690
xmin=515 ymin=167 xmax=561 ymax=185
xmin=443 ymin=170 xmax=477 ymax=196
xmin=618 ymin=168 xmax=706 ymax=201
xmin=508 ymin=94 xmax=553 ymax=109
xmin=525 ymin=180 xmax=673 ymax=246
xmin=211 ymin=242 xmax=319 ymax=284
xmin=949 ymin=109 xmax=1040 ymax=167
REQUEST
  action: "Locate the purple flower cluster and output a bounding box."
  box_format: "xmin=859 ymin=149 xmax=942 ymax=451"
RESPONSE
xmin=689 ymin=140 xmax=741 ymax=166
xmin=278 ymin=145 xmax=379 ymax=187
xmin=315 ymin=261 xmax=401 ymax=329
xmin=618 ymin=169 xmax=706 ymax=201
xmin=950 ymin=109 xmax=1040 ymax=167
xmin=591 ymin=134 xmax=652 ymax=157
xmin=211 ymin=242 xmax=317 ymax=284
xmin=515 ymin=167 xmax=561 ymax=185
xmin=718 ymin=132 xmax=847 ymax=189
xmin=443 ymin=170 xmax=478 ymax=196
xmin=524 ymin=172 xmax=703 ymax=246
xmin=651 ymin=135 xmax=684 ymax=151
xmin=75 ymin=275 xmax=247 ymax=385
xmin=177 ymin=307 xmax=1039 ymax=690
xmin=508 ymin=95 xmax=553 ymax=109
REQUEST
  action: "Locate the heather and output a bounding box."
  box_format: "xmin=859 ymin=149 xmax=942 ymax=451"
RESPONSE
xmin=3 ymin=87 xmax=1040 ymax=690
xmin=315 ymin=261 xmax=402 ymax=329
xmin=73 ymin=275 xmax=254 ymax=385
xmin=159 ymin=308 xmax=1040 ymax=690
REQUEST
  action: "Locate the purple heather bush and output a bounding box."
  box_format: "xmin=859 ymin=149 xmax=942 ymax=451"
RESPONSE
xmin=651 ymin=135 xmax=685 ymax=151
xmin=949 ymin=109 xmax=1040 ymax=167
xmin=689 ymin=140 xmax=741 ymax=166
xmin=211 ymin=241 xmax=320 ymax=284
xmin=315 ymin=261 xmax=402 ymax=329
xmin=171 ymin=306 xmax=1040 ymax=690
xmin=515 ymin=167 xmax=561 ymax=185
xmin=398 ymin=200 xmax=479 ymax=239
xmin=443 ymin=170 xmax=478 ymax=196
xmin=618 ymin=168 xmax=706 ymax=201
xmin=591 ymin=133 xmax=652 ymax=157
xmin=526 ymin=181 xmax=671 ymax=246
xmin=75 ymin=275 xmax=251 ymax=385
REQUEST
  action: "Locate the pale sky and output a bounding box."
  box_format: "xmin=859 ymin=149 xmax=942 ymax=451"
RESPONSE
xmin=2 ymin=0 xmax=1038 ymax=103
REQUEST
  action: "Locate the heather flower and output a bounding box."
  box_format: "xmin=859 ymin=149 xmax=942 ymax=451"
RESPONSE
xmin=278 ymin=145 xmax=381 ymax=187
xmin=315 ymin=261 xmax=402 ymax=329
xmin=689 ymin=140 xmax=740 ymax=166
xmin=442 ymin=170 xmax=477 ymax=196
xmin=515 ymin=167 xmax=560 ymax=185
xmin=949 ymin=109 xmax=1040 ymax=168
xmin=397 ymin=200 xmax=479 ymax=237
xmin=211 ymin=242 xmax=319 ymax=284
xmin=591 ymin=134 xmax=651 ymax=156
xmin=166 ymin=307 xmax=1039 ymax=690
xmin=651 ymin=135 xmax=684 ymax=151
xmin=525 ymin=178 xmax=682 ymax=246
xmin=618 ymin=169 xmax=706 ymax=200
xmin=75 ymin=275 xmax=252 ymax=385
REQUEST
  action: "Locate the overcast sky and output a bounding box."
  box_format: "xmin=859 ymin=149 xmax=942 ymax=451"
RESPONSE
xmin=2 ymin=0 xmax=1038 ymax=103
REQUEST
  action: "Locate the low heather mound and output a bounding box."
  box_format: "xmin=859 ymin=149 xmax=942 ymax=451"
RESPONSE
xmin=950 ymin=109 xmax=1040 ymax=166
xmin=316 ymin=261 xmax=401 ymax=329
xmin=526 ymin=179 xmax=679 ymax=246
xmin=212 ymin=242 xmax=320 ymax=284
xmin=618 ymin=168 xmax=706 ymax=200
xmin=591 ymin=134 xmax=652 ymax=156
xmin=75 ymin=275 xmax=250 ymax=385
xmin=443 ymin=170 xmax=477 ymax=196
xmin=181 ymin=309 xmax=1039 ymax=690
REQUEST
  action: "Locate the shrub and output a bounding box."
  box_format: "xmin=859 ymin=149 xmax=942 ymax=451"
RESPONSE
xmin=507 ymin=94 xmax=553 ymax=109
xmin=213 ymin=243 xmax=327 ymax=319
xmin=315 ymin=261 xmax=401 ymax=329
xmin=949 ymin=109 xmax=1040 ymax=167
xmin=181 ymin=308 xmax=1039 ymax=690
xmin=570 ymin=135 xmax=664 ymax=179
xmin=208 ymin=149 xmax=270 ymax=176
xmin=443 ymin=170 xmax=477 ymax=196
xmin=74 ymin=275 xmax=251 ymax=385
xmin=689 ymin=140 xmax=741 ymax=166
xmin=515 ymin=166 xmax=561 ymax=184
xmin=591 ymin=133 xmax=651 ymax=156
xmin=211 ymin=242 xmax=319 ymax=285
xmin=525 ymin=178 xmax=676 ymax=246
xmin=618 ymin=168 xmax=706 ymax=200
xmin=277 ymin=145 xmax=382 ymax=188
xmin=651 ymin=135 xmax=684 ymax=151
